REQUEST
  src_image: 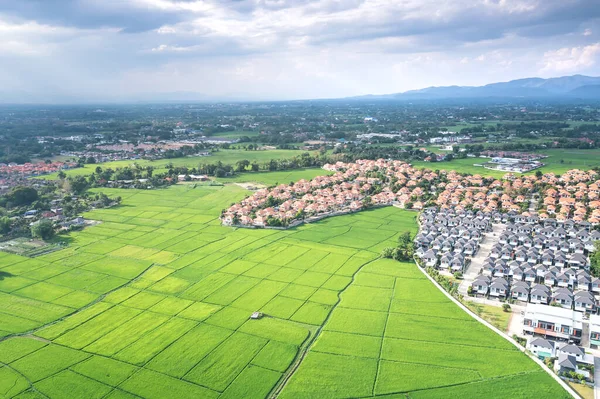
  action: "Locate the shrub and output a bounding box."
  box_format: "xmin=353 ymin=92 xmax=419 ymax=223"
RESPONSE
xmin=512 ymin=334 xmax=526 ymax=347
xmin=502 ymin=304 xmax=512 ymax=312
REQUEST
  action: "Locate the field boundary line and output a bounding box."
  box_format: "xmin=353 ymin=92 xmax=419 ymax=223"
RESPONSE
xmin=414 ymin=258 xmax=581 ymax=399
xmin=268 ymin=257 xmax=381 ymax=399
xmin=309 ymin=348 xmax=483 ymax=373
xmin=0 ymin=361 xmax=50 ymax=399
xmin=0 ymin=261 xmax=159 ymax=344
xmin=357 ymin=369 xmax=545 ymax=398
xmin=373 ymin=276 xmax=396 ymax=395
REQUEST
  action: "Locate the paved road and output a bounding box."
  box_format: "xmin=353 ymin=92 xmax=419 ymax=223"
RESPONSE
xmin=458 ymin=223 xmax=506 ymax=297
xmin=595 ymin=357 xmax=600 ymax=399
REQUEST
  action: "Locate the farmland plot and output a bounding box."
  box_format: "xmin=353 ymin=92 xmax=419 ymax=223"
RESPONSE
xmin=0 ymin=185 xmax=569 ymax=398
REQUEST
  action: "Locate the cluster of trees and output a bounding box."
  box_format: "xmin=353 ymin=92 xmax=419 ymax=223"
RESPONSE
xmin=0 ymin=181 xmax=121 ymax=241
xmin=381 ymin=231 xmax=415 ymax=261
xmin=591 ymin=242 xmax=600 ymax=277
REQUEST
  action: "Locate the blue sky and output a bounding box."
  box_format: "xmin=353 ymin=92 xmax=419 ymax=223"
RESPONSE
xmin=0 ymin=0 xmax=599 ymax=102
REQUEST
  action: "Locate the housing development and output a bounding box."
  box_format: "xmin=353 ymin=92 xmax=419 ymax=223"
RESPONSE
xmin=4 ymin=101 xmax=600 ymax=399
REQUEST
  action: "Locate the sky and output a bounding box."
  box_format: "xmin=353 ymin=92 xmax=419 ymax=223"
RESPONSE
xmin=0 ymin=0 xmax=599 ymax=102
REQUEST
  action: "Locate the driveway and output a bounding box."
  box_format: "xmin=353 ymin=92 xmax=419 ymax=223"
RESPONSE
xmin=458 ymin=223 xmax=506 ymax=296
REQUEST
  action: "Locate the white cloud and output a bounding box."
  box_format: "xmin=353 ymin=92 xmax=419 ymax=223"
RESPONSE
xmin=1 ymin=0 xmax=600 ymax=101
xmin=541 ymin=42 xmax=600 ymax=72
xmin=150 ymin=44 xmax=191 ymax=52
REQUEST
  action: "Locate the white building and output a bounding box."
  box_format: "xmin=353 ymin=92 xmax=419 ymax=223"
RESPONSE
xmin=523 ymin=303 xmax=583 ymax=343
xmin=589 ymin=314 xmax=600 ymax=349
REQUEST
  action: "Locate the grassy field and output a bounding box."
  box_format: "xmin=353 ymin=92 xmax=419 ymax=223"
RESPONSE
xmin=411 ymin=148 xmax=600 ymax=178
xmin=0 ymin=184 xmax=569 ymax=398
xmin=534 ymin=148 xmax=600 ymax=174
xmin=411 ymin=158 xmax=507 ymax=178
xmin=567 ymin=381 xmax=594 ymax=399
xmin=218 ymin=168 xmax=332 ymax=185
xmin=211 ymin=131 xmax=260 ymax=139
xmin=464 ymin=302 xmax=512 ymax=332
xmin=38 ymin=149 xmax=312 ymax=179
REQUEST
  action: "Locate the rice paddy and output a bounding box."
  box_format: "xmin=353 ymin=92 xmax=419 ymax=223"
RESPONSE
xmin=0 ymin=183 xmax=569 ymax=398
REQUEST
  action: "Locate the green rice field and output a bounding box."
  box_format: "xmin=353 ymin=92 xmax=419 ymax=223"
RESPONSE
xmin=0 ymin=183 xmax=569 ymax=398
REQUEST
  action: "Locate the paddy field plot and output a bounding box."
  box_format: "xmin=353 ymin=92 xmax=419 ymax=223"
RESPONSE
xmin=0 ymin=184 xmax=569 ymax=398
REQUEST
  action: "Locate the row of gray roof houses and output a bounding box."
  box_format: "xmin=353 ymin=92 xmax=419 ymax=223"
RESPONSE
xmin=472 ymin=276 xmax=597 ymax=312
xmin=472 ymin=220 xmax=600 ymax=312
xmin=414 ymin=208 xmax=494 ymax=273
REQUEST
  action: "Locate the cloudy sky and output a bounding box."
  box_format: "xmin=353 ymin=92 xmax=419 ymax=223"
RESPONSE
xmin=0 ymin=0 xmax=599 ymax=102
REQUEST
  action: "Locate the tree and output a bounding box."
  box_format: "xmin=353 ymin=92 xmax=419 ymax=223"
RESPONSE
xmin=251 ymin=162 xmax=259 ymax=172
xmin=31 ymin=219 xmax=55 ymax=240
xmin=591 ymin=242 xmax=600 ymax=277
xmin=398 ymin=231 xmax=412 ymax=246
xmin=69 ymin=176 xmax=89 ymax=194
xmin=235 ymin=160 xmax=250 ymax=173
xmin=7 ymin=187 xmax=38 ymax=206
xmin=57 ymin=171 xmax=67 ymax=180
xmin=268 ymin=159 xmax=278 ymax=171
xmin=0 ymin=216 xmax=11 ymax=235
xmin=381 ymin=247 xmax=394 ymax=258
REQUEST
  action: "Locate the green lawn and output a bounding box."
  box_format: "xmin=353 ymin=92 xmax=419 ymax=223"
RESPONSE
xmin=0 ymin=183 xmax=569 ymax=398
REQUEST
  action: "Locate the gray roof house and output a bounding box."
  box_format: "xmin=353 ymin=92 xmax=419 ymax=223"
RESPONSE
xmin=512 ymin=266 xmax=524 ymax=281
xmin=527 ymin=337 xmax=555 ymax=359
xmin=568 ymin=253 xmax=587 ymax=268
xmin=557 ymin=344 xmax=585 ymax=360
xmin=557 ymin=273 xmax=571 ymax=288
xmin=439 ymin=253 xmax=453 ymax=270
xmin=511 ymin=281 xmax=530 ymax=302
xmin=530 ymin=284 xmax=552 ymax=304
xmin=543 ymin=271 xmax=556 ymax=287
xmin=524 ymin=267 xmax=537 ymax=283
xmin=471 ymin=275 xmax=491 ymax=296
xmin=490 ymin=278 xmax=509 ymax=298
xmin=552 ymin=288 xmax=573 ymax=309
xmin=555 ymin=353 xmax=578 ymax=374
xmin=422 ymin=249 xmax=438 ymax=267
xmin=554 ymin=252 xmax=567 ymax=268
xmin=592 ymin=278 xmax=600 ymax=294
xmin=574 ymin=291 xmax=595 ymax=313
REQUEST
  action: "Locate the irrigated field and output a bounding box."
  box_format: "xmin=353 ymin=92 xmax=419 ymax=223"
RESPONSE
xmin=0 ymin=184 xmax=569 ymax=398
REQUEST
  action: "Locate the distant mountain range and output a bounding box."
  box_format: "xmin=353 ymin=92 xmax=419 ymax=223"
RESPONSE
xmin=350 ymin=75 xmax=600 ymax=100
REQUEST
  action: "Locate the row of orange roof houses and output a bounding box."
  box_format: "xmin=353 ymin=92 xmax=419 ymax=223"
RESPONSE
xmin=0 ymin=161 xmax=76 ymax=176
xmin=222 ymin=159 xmax=600 ymax=228
xmin=222 ymin=159 xmax=510 ymax=227
xmin=537 ymin=170 xmax=600 ymax=224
